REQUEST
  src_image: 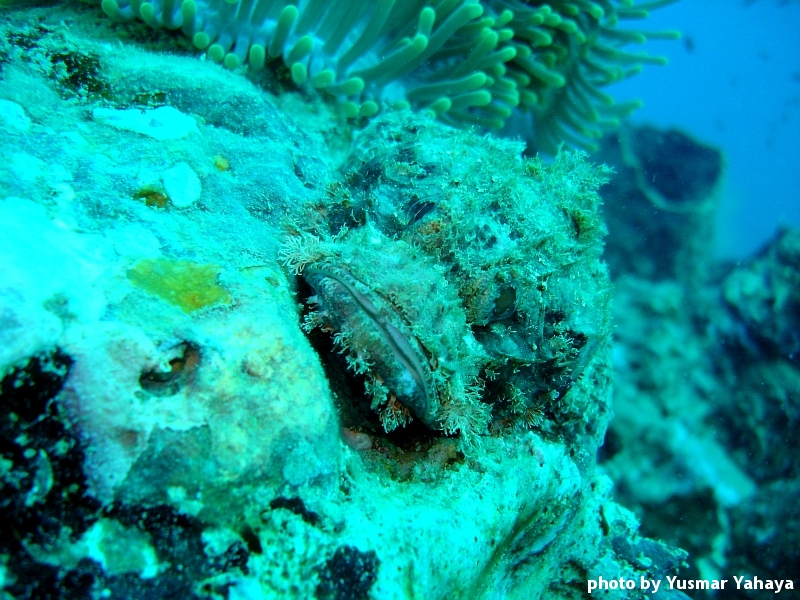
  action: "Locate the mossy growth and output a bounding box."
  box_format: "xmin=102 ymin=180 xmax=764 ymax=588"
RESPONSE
xmin=48 ymin=50 xmax=111 ymax=100
xmin=127 ymin=258 xmax=230 ymax=313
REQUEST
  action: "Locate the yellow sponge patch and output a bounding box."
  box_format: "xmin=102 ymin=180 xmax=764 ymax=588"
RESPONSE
xmin=127 ymin=258 xmax=230 ymax=313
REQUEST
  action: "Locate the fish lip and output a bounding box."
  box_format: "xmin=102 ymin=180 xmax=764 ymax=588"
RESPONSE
xmin=303 ymin=264 xmax=436 ymax=426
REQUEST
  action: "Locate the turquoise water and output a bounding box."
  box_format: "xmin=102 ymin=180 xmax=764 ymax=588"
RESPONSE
xmin=614 ymin=0 xmax=800 ymax=260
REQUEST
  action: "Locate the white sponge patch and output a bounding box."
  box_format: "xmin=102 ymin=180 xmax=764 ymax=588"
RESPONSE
xmin=163 ymin=161 xmax=202 ymax=208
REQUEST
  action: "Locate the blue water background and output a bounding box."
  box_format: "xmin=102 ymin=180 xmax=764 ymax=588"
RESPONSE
xmin=612 ymin=0 xmax=800 ymax=261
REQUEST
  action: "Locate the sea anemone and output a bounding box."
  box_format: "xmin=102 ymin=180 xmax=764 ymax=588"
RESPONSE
xmin=97 ymin=0 xmax=678 ymax=150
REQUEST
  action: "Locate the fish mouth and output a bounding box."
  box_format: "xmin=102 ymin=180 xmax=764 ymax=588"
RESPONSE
xmin=302 ymin=264 xmax=437 ymax=428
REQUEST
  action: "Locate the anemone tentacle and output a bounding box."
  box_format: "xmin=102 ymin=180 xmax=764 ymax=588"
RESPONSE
xmin=97 ymin=0 xmax=680 ymax=151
